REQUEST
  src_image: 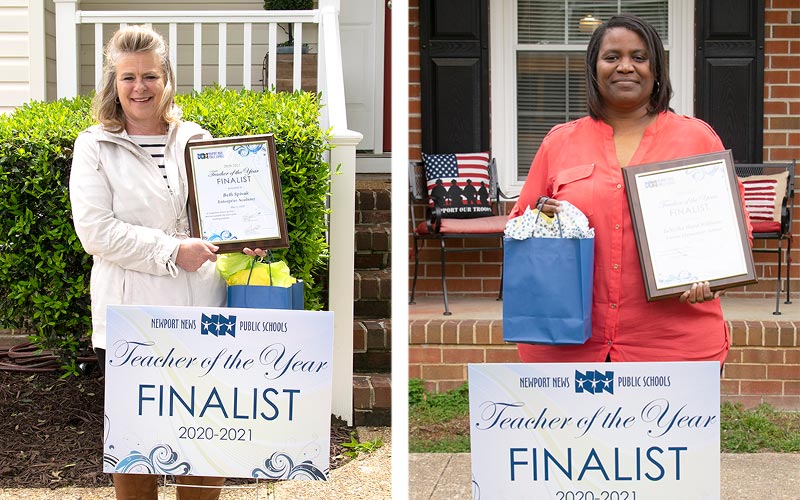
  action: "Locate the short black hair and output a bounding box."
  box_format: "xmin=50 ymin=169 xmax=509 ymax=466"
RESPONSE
xmin=584 ymin=13 xmax=673 ymax=121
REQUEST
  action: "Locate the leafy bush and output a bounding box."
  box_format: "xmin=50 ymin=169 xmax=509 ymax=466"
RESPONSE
xmin=0 ymin=96 xmax=95 ymax=373
xmin=0 ymin=88 xmax=331 ymax=374
xmin=177 ymin=87 xmax=332 ymax=309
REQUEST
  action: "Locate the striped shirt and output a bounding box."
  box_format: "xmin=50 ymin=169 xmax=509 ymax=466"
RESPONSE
xmin=130 ymin=135 xmax=169 ymax=188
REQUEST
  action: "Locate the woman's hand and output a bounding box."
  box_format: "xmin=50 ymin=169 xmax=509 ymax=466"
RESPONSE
xmin=679 ymin=281 xmax=721 ymax=304
xmin=536 ymin=196 xmax=562 ymax=216
xmin=175 ymin=239 xmax=218 ymax=272
xmin=242 ymin=247 xmax=267 ymax=258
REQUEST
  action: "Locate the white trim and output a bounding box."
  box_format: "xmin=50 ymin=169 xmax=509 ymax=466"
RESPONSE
xmin=670 ymin=0 xmax=694 ymax=117
xmin=490 ymin=0 xmax=517 ymax=196
xmin=29 ymin=0 xmax=46 ymax=101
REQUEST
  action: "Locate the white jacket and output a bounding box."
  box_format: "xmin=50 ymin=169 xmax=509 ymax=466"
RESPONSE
xmin=70 ymin=121 xmax=226 ymax=349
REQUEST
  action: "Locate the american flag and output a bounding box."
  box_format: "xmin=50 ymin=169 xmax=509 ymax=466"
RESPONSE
xmin=742 ymin=175 xmax=784 ymax=222
xmin=423 ymin=152 xmax=491 ymax=194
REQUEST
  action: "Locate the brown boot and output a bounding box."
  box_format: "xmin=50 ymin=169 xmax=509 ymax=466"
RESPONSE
xmin=112 ymin=473 xmax=159 ymax=500
xmin=175 ymin=475 xmax=225 ymax=500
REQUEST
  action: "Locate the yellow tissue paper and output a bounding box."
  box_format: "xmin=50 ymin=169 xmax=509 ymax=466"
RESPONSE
xmin=219 ymin=256 xmax=297 ymax=287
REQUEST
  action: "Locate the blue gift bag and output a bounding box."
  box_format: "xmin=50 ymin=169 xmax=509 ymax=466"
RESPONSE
xmin=502 ymin=235 xmax=594 ymax=345
xmin=227 ymin=280 xmax=304 ymax=310
xmin=226 ymin=256 xmax=304 ymax=310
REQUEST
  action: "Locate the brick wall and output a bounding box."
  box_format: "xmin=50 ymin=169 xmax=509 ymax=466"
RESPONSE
xmin=409 ymin=318 xmax=800 ymax=410
xmin=409 ymin=2 xmax=800 ymax=299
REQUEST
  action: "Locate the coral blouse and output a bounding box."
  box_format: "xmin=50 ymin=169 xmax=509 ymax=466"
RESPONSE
xmin=511 ymin=112 xmax=736 ymax=364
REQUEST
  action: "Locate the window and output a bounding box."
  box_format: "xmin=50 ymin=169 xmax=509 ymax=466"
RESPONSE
xmin=515 ymin=1 xmax=670 ymax=179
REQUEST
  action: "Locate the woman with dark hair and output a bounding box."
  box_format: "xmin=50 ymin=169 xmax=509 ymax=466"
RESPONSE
xmin=70 ymin=25 xmax=262 ymax=500
xmin=510 ymin=14 xmax=748 ymax=364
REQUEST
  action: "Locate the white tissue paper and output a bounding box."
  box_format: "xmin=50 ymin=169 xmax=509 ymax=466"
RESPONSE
xmin=504 ymin=201 xmax=594 ymax=240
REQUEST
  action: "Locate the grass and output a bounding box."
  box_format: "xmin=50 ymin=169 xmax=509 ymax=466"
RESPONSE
xmin=409 ymin=379 xmax=800 ymax=454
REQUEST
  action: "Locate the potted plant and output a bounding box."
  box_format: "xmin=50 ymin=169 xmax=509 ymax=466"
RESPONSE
xmin=263 ymin=0 xmax=314 ymax=53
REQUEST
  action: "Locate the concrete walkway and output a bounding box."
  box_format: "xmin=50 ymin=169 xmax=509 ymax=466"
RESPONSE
xmin=409 ymin=452 xmax=800 ymax=499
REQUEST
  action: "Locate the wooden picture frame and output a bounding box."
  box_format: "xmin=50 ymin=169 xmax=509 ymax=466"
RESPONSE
xmin=622 ymin=150 xmax=757 ymax=301
xmin=184 ymin=134 xmax=289 ymax=253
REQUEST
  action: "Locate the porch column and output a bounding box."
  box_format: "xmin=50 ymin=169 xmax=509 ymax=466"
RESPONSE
xmin=328 ymin=129 xmax=362 ymax=425
xmin=54 ymin=0 xmax=79 ymax=98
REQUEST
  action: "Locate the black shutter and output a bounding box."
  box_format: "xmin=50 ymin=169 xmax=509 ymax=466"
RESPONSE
xmin=695 ymin=0 xmax=764 ymax=163
xmin=420 ymin=0 xmax=489 ymax=154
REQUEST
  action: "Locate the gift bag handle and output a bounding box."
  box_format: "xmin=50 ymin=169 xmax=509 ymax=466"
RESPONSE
xmin=534 ymin=196 xmax=563 ymax=238
xmin=245 ymin=250 xmax=275 ymax=286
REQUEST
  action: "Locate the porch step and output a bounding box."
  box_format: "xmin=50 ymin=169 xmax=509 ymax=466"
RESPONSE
xmin=353 ymin=318 xmax=391 ymax=373
xmin=356 ymin=187 xmax=391 ymax=226
xmin=355 ymin=225 xmax=390 ymax=270
xmin=352 ymin=178 xmax=391 ymax=425
xmin=354 ymin=269 xmax=391 ymax=318
xmin=353 ymin=372 xmax=391 ymax=426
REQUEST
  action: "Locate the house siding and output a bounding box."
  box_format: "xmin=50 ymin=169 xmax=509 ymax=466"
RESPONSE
xmin=0 ymin=1 xmax=34 ymax=114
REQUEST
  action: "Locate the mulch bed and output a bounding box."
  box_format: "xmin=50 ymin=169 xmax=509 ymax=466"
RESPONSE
xmin=0 ymin=347 xmax=354 ymax=489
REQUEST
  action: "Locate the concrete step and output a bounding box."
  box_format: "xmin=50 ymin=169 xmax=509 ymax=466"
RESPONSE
xmin=353 ymin=372 xmax=391 ymax=426
xmin=353 ymin=318 xmax=391 ymax=373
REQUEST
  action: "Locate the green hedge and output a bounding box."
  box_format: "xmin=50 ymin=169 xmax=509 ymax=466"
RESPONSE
xmin=0 ymin=88 xmax=331 ymax=374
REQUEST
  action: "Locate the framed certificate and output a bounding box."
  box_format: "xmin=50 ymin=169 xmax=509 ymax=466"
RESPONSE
xmin=622 ymin=150 xmax=756 ymax=301
xmin=184 ymin=135 xmax=289 ymax=253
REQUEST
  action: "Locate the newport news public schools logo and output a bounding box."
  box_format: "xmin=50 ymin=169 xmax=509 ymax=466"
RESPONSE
xmin=575 ymin=369 xmax=614 ymax=395
xmin=200 ymin=313 xmax=237 ymax=337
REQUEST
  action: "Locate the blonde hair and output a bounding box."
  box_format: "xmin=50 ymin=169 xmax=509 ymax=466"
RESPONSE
xmin=92 ymin=25 xmax=180 ymax=132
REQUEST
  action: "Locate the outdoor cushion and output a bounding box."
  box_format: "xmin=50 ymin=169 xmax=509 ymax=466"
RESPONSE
xmin=415 ymin=215 xmax=508 ymax=235
xmin=741 ymin=171 xmax=788 ymax=224
xmin=422 ymin=151 xmax=493 ymax=219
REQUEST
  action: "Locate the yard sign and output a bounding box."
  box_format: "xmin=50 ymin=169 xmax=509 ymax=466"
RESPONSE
xmin=103 ymin=304 xmax=333 ymax=480
xmin=469 ymin=362 xmax=720 ymax=499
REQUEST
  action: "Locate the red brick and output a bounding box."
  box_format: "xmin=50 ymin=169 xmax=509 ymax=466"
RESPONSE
xmin=421 ymin=364 xmax=466 ymax=381
xmin=475 ymin=321 xmax=491 ymax=344
xmin=372 ymin=376 xmax=391 ymax=408
xmin=409 ymin=346 xmax=442 ymax=364
xmin=765 ymin=40 xmax=790 ymax=55
xmin=768 ymin=365 xmax=800 ymax=380
xmin=741 ymin=348 xmax=785 ymax=364
xmin=409 ymin=322 xmax=426 ymax=344
xmin=773 ymin=25 xmax=800 ymax=38
xmin=485 ymin=347 xmax=521 ymax=363
xmin=786 ymin=349 xmax=800 ymax=364
xmin=490 ymin=321 xmax=505 ymax=344
xmin=725 ymin=348 xmax=743 ymax=364
xmin=442 ymin=321 xmax=459 ymax=344
xmin=764 ymin=100 xmax=788 ymax=115
xmin=765 ymin=9 xmax=788 ymax=24
xmin=458 ymin=321 xmax=476 ymax=345
xmin=437 ymin=380 xmax=467 ymax=392
xmin=425 ymin=323 xmax=443 ymax=344
xmin=760 ymin=395 xmax=800 ymax=411
xmin=784 ymin=381 xmax=800 ymax=395
xmin=443 ymin=347 xmax=485 ymax=363
xmin=720 ymin=379 xmax=740 ymax=396
xmin=353 ymin=377 xmax=372 ymax=408
xmin=720 ymin=395 xmax=765 ymax=408
xmin=740 ymin=380 xmax=784 ymax=395
xmin=764 ymin=131 xmax=788 ymax=145
xmin=770 ymin=85 xmax=800 ymax=99
xmin=723 ymin=364 xmax=767 ymax=379
xmin=408 ymin=365 xmax=422 ymax=379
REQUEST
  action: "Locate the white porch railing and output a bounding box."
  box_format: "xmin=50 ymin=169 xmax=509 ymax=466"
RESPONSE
xmin=53 ymin=0 xmax=360 ymax=424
